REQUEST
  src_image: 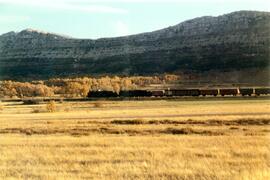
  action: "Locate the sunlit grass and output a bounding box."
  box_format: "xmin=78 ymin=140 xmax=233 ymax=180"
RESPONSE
xmin=0 ymin=98 xmax=269 ymax=179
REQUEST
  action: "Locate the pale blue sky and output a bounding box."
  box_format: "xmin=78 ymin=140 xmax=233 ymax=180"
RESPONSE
xmin=0 ymin=0 xmax=269 ymax=39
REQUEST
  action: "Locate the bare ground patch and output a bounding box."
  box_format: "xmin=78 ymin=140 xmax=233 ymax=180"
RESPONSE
xmin=111 ymin=118 xmax=270 ymax=126
xmin=0 ymin=124 xmax=267 ymax=136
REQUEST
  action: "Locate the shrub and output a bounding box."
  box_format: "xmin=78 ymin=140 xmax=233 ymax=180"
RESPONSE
xmin=93 ymin=101 xmax=104 ymax=108
xmin=0 ymin=103 xmax=3 ymax=112
xmin=46 ymin=101 xmax=56 ymax=112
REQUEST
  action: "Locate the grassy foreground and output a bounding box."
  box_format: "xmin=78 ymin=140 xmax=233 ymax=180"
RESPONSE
xmin=0 ymin=98 xmax=269 ymax=179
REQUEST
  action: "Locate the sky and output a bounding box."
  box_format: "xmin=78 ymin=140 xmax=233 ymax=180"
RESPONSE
xmin=0 ymin=0 xmax=269 ymax=39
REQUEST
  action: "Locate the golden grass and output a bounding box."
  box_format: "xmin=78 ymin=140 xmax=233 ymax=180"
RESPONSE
xmin=0 ymin=98 xmax=269 ymax=179
xmin=46 ymin=100 xmax=57 ymax=112
xmin=0 ymin=135 xmax=269 ymax=180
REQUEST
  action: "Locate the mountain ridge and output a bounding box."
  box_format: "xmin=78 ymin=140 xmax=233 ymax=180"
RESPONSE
xmin=2 ymin=10 xmax=268 ymax=40
xmin=0 ymin=10 xmax=269 ymax=82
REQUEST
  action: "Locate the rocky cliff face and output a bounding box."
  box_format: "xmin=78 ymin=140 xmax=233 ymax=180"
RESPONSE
xmin=0 ymin=11 xmax=269 ymax=80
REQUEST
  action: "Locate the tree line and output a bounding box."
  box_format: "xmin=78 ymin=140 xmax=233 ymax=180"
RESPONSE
xmin=0 ymin=75 xmax=180 ymax=98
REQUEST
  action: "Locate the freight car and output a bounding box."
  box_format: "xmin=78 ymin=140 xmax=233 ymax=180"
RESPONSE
xmin=219 ymin=88 xmax=238 ymax=96
xmin=165 ymin=89 xmax=200 ymax=96
xmin=119 ymin=90 xmax=152 ymax=97
xmin=239 ymin=88 xmax=254 ymax=96
xmin=87 ymin=87 xmax=270 ymax=98
xmin=254 ymin=88 xmax=270 ymax=95
xmin=150 ymin=90 xmax=165 ymax=97
xmin=199 ymin=89 xmax=218 ymax=96
xmin=88 ymin=90 xmax=118 ymax=98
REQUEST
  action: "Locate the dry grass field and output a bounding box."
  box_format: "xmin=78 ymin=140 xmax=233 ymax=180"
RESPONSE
xmin=0 ymin=98 xmax=269 ymax=179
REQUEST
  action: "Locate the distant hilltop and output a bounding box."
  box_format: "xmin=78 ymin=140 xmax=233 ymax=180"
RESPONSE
xmin=0 ymin=10 xmax=269 ymax=82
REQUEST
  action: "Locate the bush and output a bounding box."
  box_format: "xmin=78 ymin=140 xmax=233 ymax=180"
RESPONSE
xmin=46 ymin=101 xmax=56 ymax=112
xmin=0 ymin=103 xmax=3 ymax=112
xmin=93 ymin=101 xmax=104 ymax=108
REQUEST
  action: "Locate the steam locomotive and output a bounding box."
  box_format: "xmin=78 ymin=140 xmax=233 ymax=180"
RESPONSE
xmin=88 ymin=87 xmax=270 ymax=98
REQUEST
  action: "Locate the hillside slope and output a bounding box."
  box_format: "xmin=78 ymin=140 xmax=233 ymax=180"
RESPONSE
xmin=0 ymin=11 xmax=269 ymax=81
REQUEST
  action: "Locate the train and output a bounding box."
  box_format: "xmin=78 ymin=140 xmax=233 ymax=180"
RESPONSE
xmin=88 ymin=87 xmax=270 ymax=98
